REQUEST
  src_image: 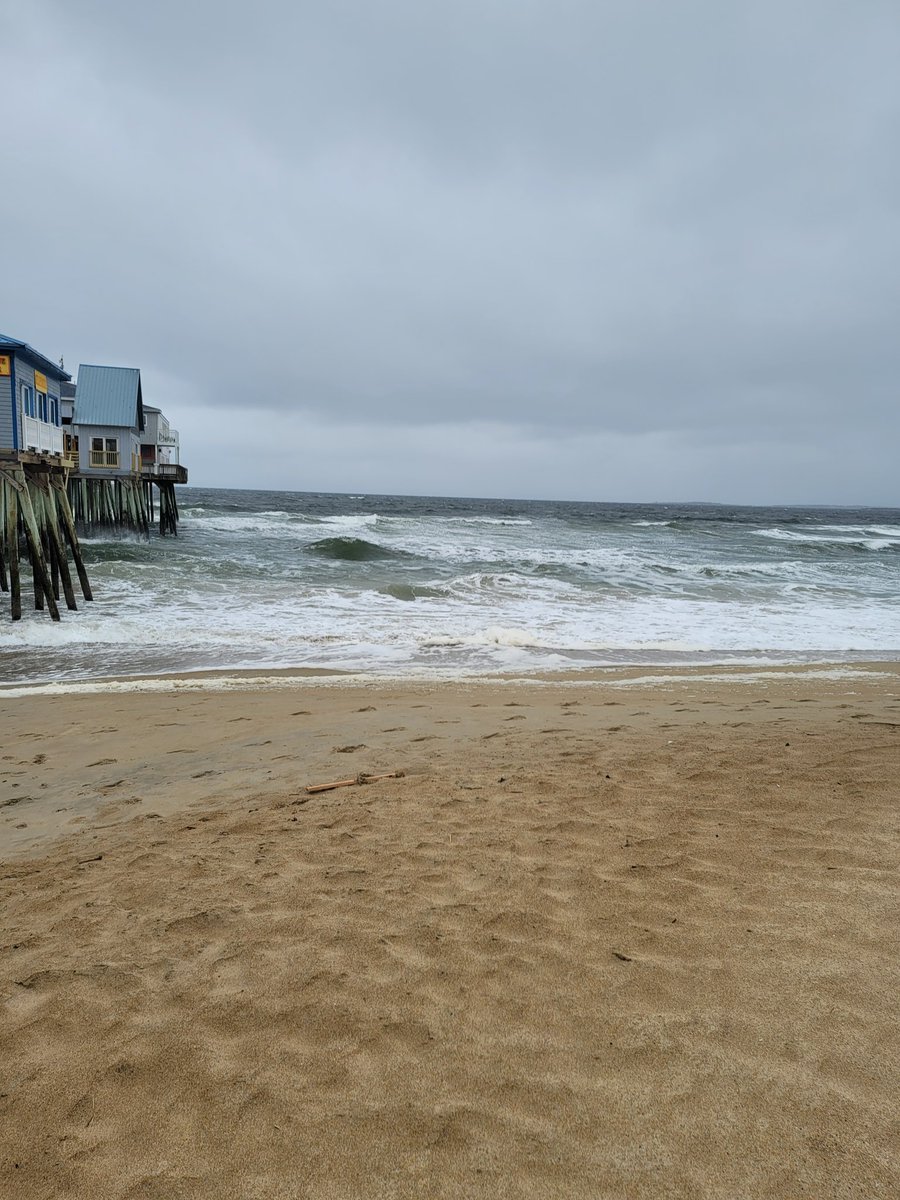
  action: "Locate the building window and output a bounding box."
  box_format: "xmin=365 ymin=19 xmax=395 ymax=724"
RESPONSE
xmin=37 ymin=391 xmax=48 ymax=422
xmin=49 ymin=396 xmax=59 ymax=425
xmin=90 ymin=436 xmax=119 ymax=468
xmin=22 ymin=384 xmax=35 ymax=418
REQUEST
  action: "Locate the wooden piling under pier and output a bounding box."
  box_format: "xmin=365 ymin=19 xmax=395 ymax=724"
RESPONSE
xmin=157 ymin=481 xmax=179 ymax=536
xmin=0 ymin=464 xmax=93 ymax=622
xmin=67 ymin=475 xmax=183 ymax=538
xmin=67 ymin=475 xmax=151 ymax=538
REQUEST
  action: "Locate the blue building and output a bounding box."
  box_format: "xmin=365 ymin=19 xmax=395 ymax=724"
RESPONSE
xmin=72 ymin=364 xmax=145 ymax=477
xmin=0 ymin=333 xmax=71 ymax=463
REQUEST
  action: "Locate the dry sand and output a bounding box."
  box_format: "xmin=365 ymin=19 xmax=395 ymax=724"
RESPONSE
xmin=1 ymin=665 xmax=899 ymax=1198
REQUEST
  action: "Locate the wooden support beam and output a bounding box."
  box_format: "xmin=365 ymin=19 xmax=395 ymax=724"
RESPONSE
xmin=39 ymin=478 xmax=78 ymax=611
xmin=9 ymin=469 xmax=60 ymax=620
xmin=51 ymin=475 xmax=93 ymax=602
xmin=4 ymin=478 xmax=21 ymax=620
xmin=0 ymin=480 xmax=8 ymax=594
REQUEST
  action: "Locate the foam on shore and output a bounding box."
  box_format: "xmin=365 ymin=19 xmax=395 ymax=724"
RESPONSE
xmin=0 ymin=661 xmax=892 ymax=700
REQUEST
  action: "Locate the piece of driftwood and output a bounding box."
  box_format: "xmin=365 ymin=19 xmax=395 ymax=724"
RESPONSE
xmin=305 ymin=770 xmax=405 ymax=795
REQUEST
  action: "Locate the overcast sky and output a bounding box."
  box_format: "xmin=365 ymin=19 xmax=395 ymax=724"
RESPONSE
xmin=3 ymin=1 xmax=899 ymax=503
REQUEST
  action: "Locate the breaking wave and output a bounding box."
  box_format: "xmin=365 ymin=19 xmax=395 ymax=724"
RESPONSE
xmin=306 ymin=536 xmax=404 ymax=561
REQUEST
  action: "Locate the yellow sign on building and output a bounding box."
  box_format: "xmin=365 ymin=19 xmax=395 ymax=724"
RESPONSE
xmin=0 ymin=355 xmax=10 ymax=376
xmin=34 ymin=370 xmax=48 ymax=392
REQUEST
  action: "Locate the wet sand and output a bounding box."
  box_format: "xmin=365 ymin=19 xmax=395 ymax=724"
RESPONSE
xmin=1 ymin=665 xmax=899 ymax=1198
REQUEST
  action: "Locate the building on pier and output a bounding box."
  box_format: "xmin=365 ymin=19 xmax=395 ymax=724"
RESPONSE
xmin=1 ymin=332 xmax=192 ymax=620
xmin=70 ymin=364 xmax=145 ymax=477
xmin=68 ymin=363 xmax=188 ymax=535
xmin=140 ymin=405 xmax=188 ymax=485
xmin=0 ymin=333 xmax=71 ymax=465
xmin=0 ymin=334 xmax=92 ymax=622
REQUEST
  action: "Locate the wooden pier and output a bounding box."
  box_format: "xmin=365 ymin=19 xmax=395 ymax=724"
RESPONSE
xmin=66 ymin=464 xmax=187 ymax=539
xmin=67 ymin=475 xmax=150 ymax=537
xmin=1 ymin=336 xmax=190 ymax=622
xmin=142 ymin=464 xmax=187 ymax=538
xmin=0 ymin=458 xmax=93 ymax=622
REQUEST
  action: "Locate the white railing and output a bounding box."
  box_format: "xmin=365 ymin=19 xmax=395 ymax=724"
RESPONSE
xmin=22 ymin=416 xmax=64 ymax=457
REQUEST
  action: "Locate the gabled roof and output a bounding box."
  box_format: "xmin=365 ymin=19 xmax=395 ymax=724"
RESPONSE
xmin=74 ymin=365 xmax=144 ymax=431
xmin=0 ymin=333 xmax=71 ymax=382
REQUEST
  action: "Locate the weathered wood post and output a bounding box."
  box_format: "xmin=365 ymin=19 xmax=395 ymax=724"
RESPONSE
xmin=36 ymin=475 xmax=78 ymax=611
xmin=0 ymin=480 xmax=8 ymax=594
xmin=3 ymin=469 xmax=59 ymax=620
xmin=51 ymin=475 xmax=93 ymax=602
xmin=4 ymin=477 xmax=21 ymax=620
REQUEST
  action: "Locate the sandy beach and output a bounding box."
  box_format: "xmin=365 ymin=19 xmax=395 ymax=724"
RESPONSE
xmin=1 ymin=664 xmax=899 ymax=1198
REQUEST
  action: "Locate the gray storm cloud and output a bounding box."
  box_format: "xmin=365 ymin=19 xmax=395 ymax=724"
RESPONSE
xmin=3 ymin=0 xmax=899 ymax=500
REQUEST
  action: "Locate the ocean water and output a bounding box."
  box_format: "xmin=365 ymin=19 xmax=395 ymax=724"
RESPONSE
xmin=2 ymin=489 xmax=899 ymax=685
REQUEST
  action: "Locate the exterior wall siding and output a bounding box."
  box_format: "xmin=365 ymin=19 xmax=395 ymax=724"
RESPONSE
xmin=1 ymin=342 xmax=69 ymax=457
xmin=0 ymin=370 xmax=12 ymax=451
xmin=1 ymin=353 xmax=65 ymax=454
xmin=75 ymin=424 xmax=142 ymax=475
xmin=15 ymin=358 xmax=35 ymax=450
xmin=142 ymin=410 xmax=160 ymax=444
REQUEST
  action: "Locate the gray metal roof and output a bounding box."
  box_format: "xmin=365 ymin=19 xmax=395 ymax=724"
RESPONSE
xmin=74 ymin=365 xmax=144 ymax=430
